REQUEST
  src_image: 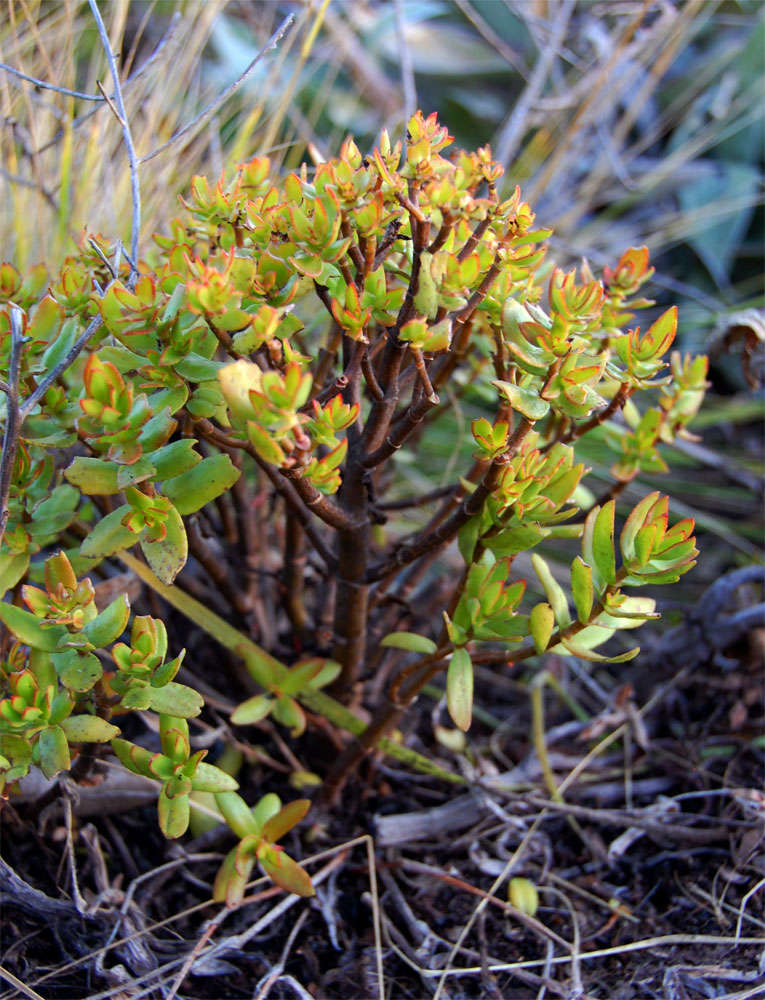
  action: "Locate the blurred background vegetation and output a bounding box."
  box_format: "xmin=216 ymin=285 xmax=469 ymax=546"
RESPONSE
xmin=1 ymin=0 xmax=762 ymax=580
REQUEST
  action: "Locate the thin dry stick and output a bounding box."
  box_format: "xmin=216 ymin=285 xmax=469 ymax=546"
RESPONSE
xmin=494 ymin=0 xmax=576 ymax=169
xmin=392 ymin=0 xmax=417 ymax=121
xmin=91 ymin=845 xmax=371 ymax=1000
xmin=0 ymin=967 xmax=45 ymax=1000
xmin=22 ymin=834 xmax=383 ymax=999
xmin=432 ymin=808 xmax=557 ymax=1000
xmin=0 ymin=61 xmax=105 ymax=101
xmin=140 ymin=14 xmax=296 ymax=164
xmin=432 ymin=668 xmax=698 ymax=998
xmin=453 ymin=0 xmax=528 ymax=77
xmin=20 ymin=311 xmax=105 ymax=419
xmin=735 ymin=876 xmax=765 ymax=942
xmin=526 ymin=0 xmax=651 ymax=204
xmin=88 ymin=0 xmax=141 ymax=271
xmin=62 ymin=795 xmax=87 ymax=914
xmin=390 ymin=931 xmax=765 ymax=985
xmin=31 ymin=12 xmax=183 ymax=157
xmin=544 ymin=884 xmax=583 ymax=997
xmin=562 ymin=0 xmax=702 ymax=235
xmin=252 ymin=909 xmax=309 ymax=1000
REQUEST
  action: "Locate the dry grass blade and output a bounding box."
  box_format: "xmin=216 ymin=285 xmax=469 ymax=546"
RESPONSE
xmin=139 ymin=12 xmax=296 ymax=165
xmin=0 ymin=968 xmax=45 ymax=1000
xmin=16 ymin=835 xmax=383 ymax=1000
xmin=85 ymin=0 xmax=142 ymax=270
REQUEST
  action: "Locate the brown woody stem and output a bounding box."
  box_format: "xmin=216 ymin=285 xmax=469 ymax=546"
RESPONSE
xmin=194 ymin=418 xmax=336 ymax=567
xmin=362 ymin=392 xmax=437 ymax=470
xmin=367 ymin=419 xmax=533 ymax=581
xmin=542 ymin=381 xmax=633 ymax=452
xmin=283 ymin=511 xmax=310 ymax=639
xmin=321 ymin=644 xmax=452 ymax=801
xmin=331 ymin=336 xmax=369 ymax=691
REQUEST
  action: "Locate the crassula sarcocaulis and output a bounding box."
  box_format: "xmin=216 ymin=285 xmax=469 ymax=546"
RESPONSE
xmin=0 ymin=111 xmax=706 ymax=901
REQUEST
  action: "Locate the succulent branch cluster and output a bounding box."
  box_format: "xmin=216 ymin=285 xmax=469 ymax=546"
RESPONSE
xmin=0 ymin=112 xmax=706 ymax=900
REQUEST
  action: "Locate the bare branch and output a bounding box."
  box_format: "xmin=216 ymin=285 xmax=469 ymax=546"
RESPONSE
xmin=140 ymin=14 xmax=296 ymax=165
xmin=88 ymin=0 xmax=141 ymax=274
xmin=0 ymin=166 xmax=59 ymax=212
xmin=392 ymin=0 xmax=417 ymax=121
xmin=32 ymin=13 xmax=183 ymax=157
xmin=0 ymin=62 xmax=105 ymax=102
xmin=20 ymin=312 xmax=105 ymax=420
xmin=452 ymin=0 xmax=529 ymax=77
xmin=493 ymin=0 xmax=576 ymax=169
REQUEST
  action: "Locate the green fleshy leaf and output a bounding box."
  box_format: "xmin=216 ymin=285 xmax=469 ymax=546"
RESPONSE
xmin=117 ymin=457 xmax=157 ymax=491
xmin=151 ymin=439 xmax=202 ymax=480
xmin=458 ymin=516 xmax=481 ymax=563
xmin=230 ymin=693 xmax=273 ymax=726
xmin=258 ymin=844 xmax=314 ymax=897
xmin=592 ymin=501 xmax=616 ymax=585
xmin=446 ymin=647 xmax=473 ymax=732
xmin=279 ymin=659 xmax=326 ymax=696
xmin=558 ymin=638 xmax=640 ymax=663
xmin=492 ymin=380 xmax=550 ymax=421
xmin=271 ymin=696 xmax=306 ymax=737
xmin=595 ymin=596 xmax=657 ymax=629
xmin=163 ymin=454 xmax=240 ymax=516
xmin=40 ymin=315 xmax=75 ymax=370
xmin=246 ymin=422 xmax=286 ymax=466
xmin=570 ymin=557 xmax=594 ymax=624
xmin=111 ymin=738 xmax=155 ymax=777
xmin=485 ymin=524 xmax=545 ymax=556
xmin=306 ymin=660 xmax=341 ymax=689
xmin=81 ymin=594 xmax=130 ymax=647
xmin=147 ymin=682 xmax=203 ymax=718
xmin=137 ymin=407 xmax=177 ymax=451
xmin=0 ymin=551 xmax=30 ymax=598
xmin=119 ymin=684 xmax=152 ymax=710
xmin=158 ymin=783 xmax=190 ymax=839
xmin=54 ymin=649 xmax=103 ymax=692
xmin=251 ymin=793 xmax=282 ymax=832
xmin=262 ymin=799 xmax=310 ymax=843
xmin=213 ymin=844 xmax=255 ymax=905
xmin=148 ymin=754 xmax=176 ymax=781
xmin=60 ymin=715 xmax=120 ymax=742
xmin=98 ymin=344 xmax=146 ymax=371
xmin=620 ymin=492 xmax=660 ymax=563
xmin=38 ymin=725 xmax=70 ymax=778
xmin=65 ymin=457 xmax=120 ymax=494
xmin=531 ymin=554 xmax=571 ymax=628
xmin=21 ymin=417 xmax=76 ymax=449
xmin=141 ymin=504 xmax=187 ymax=584
xmin=380 ymin=632 xmax=438 ymax=655
xmin=190 ymin=762 xmax=239 ymax=793
xmin=174 ymin=353 xmax=223 ymax=382
xmin=80 ymin=506 xmax=136 ymax=559
xmin=0 ymin=603 xmax=67 ymax=652
xmin=149 ymin=385 xmax=188 ymax=416
xmin=216 ymin=790 xmax=261 ymax=839
xmin=151 ymin=653 xmax=183 ymax=688
xmin=48 ymin=690 xmax=73 ymax=725
xmin=529 ymin=603 xmax=555 ymax=654
xmin=29 ymin=486 xmax=80 ymax=541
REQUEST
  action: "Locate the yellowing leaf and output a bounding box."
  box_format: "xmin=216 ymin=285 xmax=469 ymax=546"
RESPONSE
xmin=446 ymin=647 xmax=473 ymax=732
